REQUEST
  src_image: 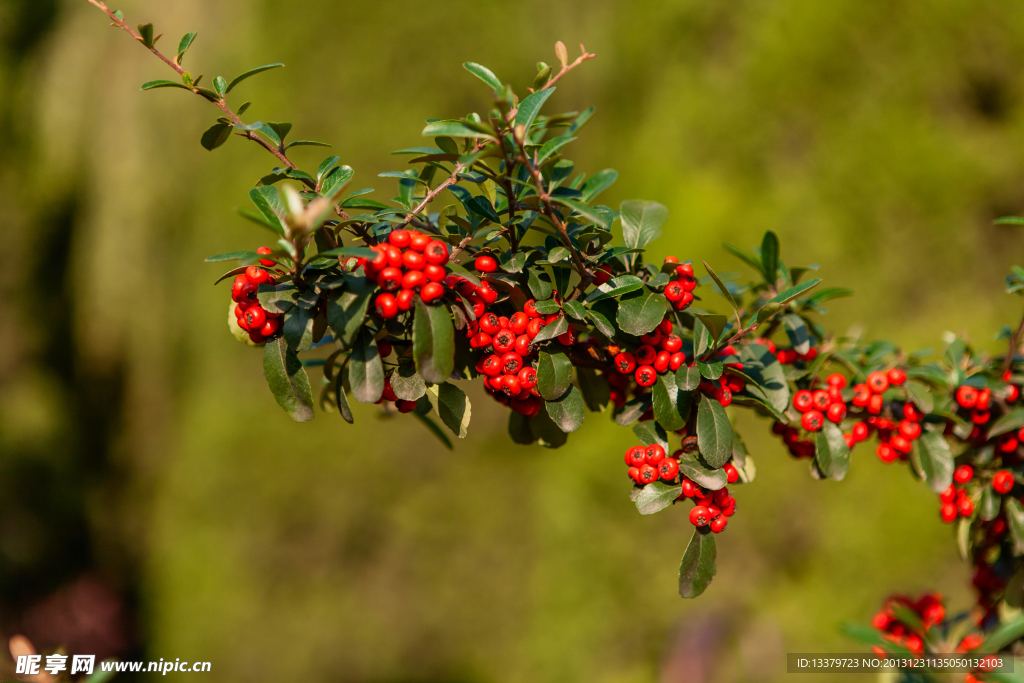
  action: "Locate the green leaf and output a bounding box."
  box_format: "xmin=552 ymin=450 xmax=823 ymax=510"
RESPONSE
xmin=537 ymin=134 xmax=576 ymax=163
xmin=248 ymin=186 xmax=286 ymax=234
xmin=981 ymin=614 xmax=1024 ymax=652
xmin=141 ymin=80 xmax=192 ymax=92
xmin=696 ymin=395 xmax=732 ymax=468
xmin=815 ymin=422 xmax=850 ymax=481
xmin=653 ymin=372 xmax=689 ymax=431
xmin=462 ymin=62 xmax=503 ymax=90
xmin=755 ymin=303 xmax=784 ymax=325
xmin=552 ymin=197 xmax=610 ymax=229
xmin=257 ymin=283 xmax=298 ymax=315
xmin=426 ymin=383 xmax=472 ymax=438
xmin=545 ymin=385 xmax=585 ymax=433
xmin=693 ymin=313 xmax=727 ymax=343
xmin=697 ymin=361 xmax=723 ymax=380
xmin=677 ymin=365 xmax=701 ymax=391
xmin=703 ymin=261 xmax=738 ymax=313
xmin=282 ymin=306 xmax=314 ymax=352
xmin=412 ymin=412 xmax=454 ymax=450
xmin=176 ymin=31 xmax=197 ymax=61
xmin=738 ymin=343 xmax=789 ymax=415
xmin=413 ymin=298 xmax=455 ymax=384
xmin=204 ymin=250 xmax=258 ymax=262
xmin=616 ymin=289 xmax=669 ymax=336
xmin=632 ymin=420 xmax=669 ymax=450
xmin=635 ymin=481 xmax=682 ymax=515
xmin=761 ymin=230 xmax=780 ymax=285
xmin=782 ymin=314 xmax=810 ymax=354
xmin=562 ymin=300 xmax=587 ymax=320
xmin=422 ymin=120 xmax=493 ymax=139
xmin=533 ymin=315 xmax=569 ymax=343
xmin=200 ymin=121 xmax=232 ymax=150
xmin=213 ymin=75 xmax=227 ymax=97
xmin=533 ymin=299 xmax=561 ymax=315
xmin=995 ymin=216 xmax=1024 ymax=226
xmin=285 ymin=140 xmax=332 ymax=149
xmin=577 ymin=368 xmax=610 ymax=411
xmin=615 ymin=395 xmax=652 ymax=427
xmin=1008 ymin=498 xmax=1024 ymax=555
xmin=678 ymin=453 xmax=727 ymax=490
xmin=537 ymin=350 xmax=573 ymax=400
xmin=586 ymin=302 xmax=617 ymax=338
xmin=678 ymin=529 xmax=716 ymax=599
xmin=263 ymin=337 xmax=314 ymax=422
xmin=390 ymin=367 xmax=427 ymax=401
xmin=915 ymin=431 xmax=954 ymax=494
xmin=137 ymin=22 xmax=155 ymax=47
xmin=325 ymin=276 xmax=374 ymax=349
xmin=804 ymin=287 xmax=854 ymax=307
xmin=768 ymin=278 xmax=821 ymax=305
xmin=990 ymin=408 xmax=1024 ymax=438
xmin=348 ymin=328 xmax=383 ymax=403
xmin=508 ymin=411 xmax=536 ymax=445
xmin=620 ymin=199 xmax=668 ymax=250
xmin=723 ymin=243 xmax=766 ymax=278
xmin=585 ymin=275 xmax=643 ymax=303
xmin=515 ymin=87 xmax=555 ymax=132
xmin=267 ymin=121 xmax=292 ymax=144
xmin=581 ymin=169 xmax=618 ymax=203
xmin=530 ymin=409 xmax=569 ymax=448
xmin=317 ymin=246 xmax=377 ymax=260
xmin=226 ymin=63 xmax=284 ymax=93
xmin=905 ymin=380 xmax=935 ymax=414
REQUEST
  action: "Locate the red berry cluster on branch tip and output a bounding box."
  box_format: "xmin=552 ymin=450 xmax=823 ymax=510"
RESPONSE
xmin=612 ymin=317 xmax=688 ymax=388
xmin=662 ymin=261 xmax=697 ymax=311
xmin=230 ymin=250 xmax=283 ymax=344
xmin=871 ymin=593 xmax=946 ymax=654
xmin=367 ymin=229 xmax=453 ymax=317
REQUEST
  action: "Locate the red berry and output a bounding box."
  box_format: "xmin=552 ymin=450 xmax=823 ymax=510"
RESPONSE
xmin=710 ymin=516 xmax=728 ymax=533
xmin=993 ymin=470 xmax=1015 ymax=494
xmin=469 ymin=332 xmax=492 ymax=349
xmin=501 ymin=374 xmax=521 ymax=396
xmin=501 ymin=352 xmax=523 ymax=375
xmin=420 ymin=282 xmax=444 ymax=303
xmin=940 ymin=503 xmax=958 ymax=523
xmin=231 ymin=274 xmax=258 ymax=303
xmin=851 ymin=383 xmax=871 ymax=407
xmin=827 ymin=403 xmax=847 ymax=423
xmin=375 ymin=293 xmax=399 ymax=318
xmin=475 ymin=255 xmax=498 ymax=273
xmin=887 ymin=368 xmax=906 ymax=385
xmin=866 ymin=371 xmax=889 ymax=394
xmin=852 ymin=422 xmax=869 ymax=441
xmin=644 ymin=444 xmax=666 ymax=466
xmin=954 ymin=465 xmax=973 ymax=484
xmin=626 ymin=446 xmax=647 ymax=468
xmin=614 ymin=352 xmax=637 ymax=374
xmin=245 ymin=265 xmax=269 ymax=284
xmin=956 ymin=386 xmax=979 ymax=409
xmin=793 ymin=390 xmax=813 ymax=412
xmin=669 ymin=352 xmax=686 ymax=371
xmin=377 ymin=266 xmax=403 ymax=291
xmin=402 ymin=269 xmax=427 ymax=290
xmin=635 ymin=345 xmax=656 ymax=366
xmin=653 ymin=351 xmax=671 ymax=374
xmin=509 ymin=312 xmax=529 ymax=335
xmin=389 ymin=229 xmax=411 ymax=247
xmin=724 ymin=462 xmax=739 ymax=483
xmin=396 ymin=288 xmax=415 ymax=311
xmin=638 ymin=464 xmax=658 ymax=484
xmin=977 ymin=388 xmax=992 ymax=411
xmin=408 ymin=232 xmax=431 ymax=251
xmin=424 ymin=240 xmax=449 ymax=264
xmin=593 ymin=265 xmax=612 ymax=286
xmin=557 ymin=328 xmax=576 ymax=346
xmin=877 ymin=444 xmax=897 ymax=463
xmin=518 ymin=367 xmax=537 ymax=390
xmin=801 ymin=410 xmax=824 ymax=432
xmin=256 ymin=245 xmax=275 ymax=267
xmin=689 ymin=505 xmax=712 ymax=527
xmin=940 ymin=484 xmax=956 ymax=503
xmin=890 ymin=435 xmax=911 ymax=454
xmin=658 ymin=457 xmax=679 ymax=481
xmin=664 ymin=281 xmax=684 ymax=301
xmin=479 ymin=313 xmax=501 ymax=336
xmin=627 ymin=466 xmax=641 ymax=482
xmin=811 ymin=390 xmax=831 ymax=411
xmin=635 ymin=366 xmax=657 ymax=387
xmin=258 ymin=317 xmax=280 ymax=337
xmin=476 ymin=282 xmax=498 ymax=304
xmin=492 ymin=329 xmax=516 ymax=354
xmin=999 ymin=434 xmax=1019 ymax=452
xmin=402 ymin=249 xmax=426 ymax=271
xmin=385 ymin=244 xmax=404 ymax=268
xmin=898 ymin=420 xmax=921 ymax=440
xmin=867 ymin=394 xmax=884 ymax=415
xmin=243 ymin=305 xmax=267 ymax=330
xmin=640 ymin=329 xmax=662 ymax=346
xmin=826 ymin=373 xmax=847 ymax=389
xmin=958 ymin=496 xmax=974 ymax=517
xmin=482 ymin=355 xmax=502 ymax=377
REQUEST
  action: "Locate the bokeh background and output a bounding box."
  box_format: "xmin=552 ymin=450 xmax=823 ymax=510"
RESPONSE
xmin=3 ymin=0 xmax=1024 ymax=681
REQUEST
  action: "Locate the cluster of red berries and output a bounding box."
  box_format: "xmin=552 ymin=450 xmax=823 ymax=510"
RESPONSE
xmin=379 ymin=374 xmax=420 ymax=414
xmin=661 ymin=261 xmax=697 ymax=311
xmin=870 ymin=593 xmax=946 ymax=654
xmin=752 ymin=338 xmax=819 ymax=365
xmin=937 ymin=465 xmax=1016 ymax=523
xmin=230 ymin=248 xmax=283 ymax=344
xmin=474 ymin=312 xmax=543 ymax=416
xmin=366 ymin=229 xmax=454 ymax=318
xmin=682 ymin=481 xmax=736 ymax=534
xmin=611 ymin=317 xmax=687 ymax=388
xmin=791 ymin=372 xmax=850 ymax=431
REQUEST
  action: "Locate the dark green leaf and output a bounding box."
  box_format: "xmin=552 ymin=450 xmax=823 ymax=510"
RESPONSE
xmin=678 ymin=529 xmax=716 ymax=599
xmin=413 ymin=298 xmax=455 ymax=384
xmin=285 ymin=140 xmax=332 ymax=149
xmin=755 ymin=302 xmax=784 ymax=325
xmin=537 ymin=134 xmax=576 ymax=163
xmin=533 ymin=315 xmax=569 ymax=343
xmin=391 ymin=367 xmax=426 ymax=401
xmin=137 ymin=23 xmax=155 ymax=47
xmin=678 ymin=453 xmax=727 ymax=490
xmin=653 ymin=372 xmax=688 ymax=431
xmin=768 ymin=278 xmax=821 ymax=305
xmin=508 ymin=411 xmax=536 ymax=444
xmin=334 ymin=371 xmax=354 ymax=424
xmin=426 ymin=383 xmax=471 ymax=438
xmin=200 ymin=121 xmax=231 ymax=150
xmin=697 ymin=361 xmax=723 ymax=380
xmin=577 ymin=368 xmax=610 ymax=411
xmin=282 ymin=306 xmax=314 ymax=352
xmin=620 ymin=199 xmax=668 ymax=250
xmin=141 ymin=80 xmax=192 ymax=92
xmin=980 ymin=486 xmax=1000 ymax=522
xmin=213 ymin=75 xmax=227 ymax=97
xmin=696 ymin=396 xmax=732 ymax=468
xmin=563 ymin=300 xmax=587 ymax=320
xmin=677 ymin=365 xmax=701 ymax=391
xmin=348 ymin=329 xmax=383 ymax=403
xmin=915 ymin=431 xmax=954 ymax=494
xmin=257 ymin=283 xmax=298 ymax=315
xmin=530 ymin=408 xmax=569 ymax=448
xmin=325 ymin=276 xmax=374 ymax=348
xmin=981 ymin=614 xmax=1024 ymax=653
xmin=693 ymin=318 xmax=710 ymax=357
xmin=815 ymin=422 xmax=850 ymax=481
xmin=263 ymin=337 xmax=314 ymax=422
xmin=581 ymin=169 xmax=618 ymax=203
xmin=782 ymin=314 xmax=810 ymax=354
xmin=632 ymin=420 xmax=668 ymax=450
xmin=537 ymin=350 xmax=573 ymax=400
xmin=990 ymin=409 xmax=1024 ymax=438
xmin=586 ymin=301 xmax=617 ymax=338
xmin=723 ymin=243 xmax=766 ymax=278
xmin=693 ymin=313 xmax=727 ymax=343
xmin=552 ymin=197 xmax=610 ymax=229
xmin=176 ymin=31 xmax=197 ymax=61
xmin=738 ymin=343 xmax=789 ymax=415
xmin=703 ymin=261 xmax=738 ymax=313
xmin=515 ymin=87 xmax=555 ymax=132
xmin=205 ymin=250 xmax=257 ymax=262
xmin=585 ymin=275 xmax=643 ymax=303
xmin=804 ymin=287 xmax=854 ymax=307
xmin=615 ymin=395 xmax=652 ymax=427
xmin=761 ymin=230 xmax=779 ymax=285
xmin=533 ymin=299 xmax=561 ymax=315
xmin=226 ymin=63 xmax=284 ymax=93
xmin=905 ymin=380 xmax=935 ymax=414
xmin=248 ymin=186 xmax=286 ymax=234
xmin=1008 ymin=498 xmax=1024 ymax=556
xmin=422 ymin=120 xmax=493 ymax=138
xmin=635 ymin=481 xmax=682 ymax=515
xmin=616 ymin=289 xmax=669 ymax=336
xmin=545 ymin=385 xmax=585 ymax=432
xmin=462 ymin=62 xmax=502 ymax=90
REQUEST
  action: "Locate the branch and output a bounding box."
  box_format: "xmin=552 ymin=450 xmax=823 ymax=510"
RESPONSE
xmin=1002 ymin=306 xmax=1024 ymax=375
xmin=394 ymin=140 xmax=489 ymax=232
xmin=448 ymin=234 xmax=476 ymax=263
xmin=86 ymin=0 xmax=298 ymax=171
xmin=530 ymin=43 xmax=596 ymax=93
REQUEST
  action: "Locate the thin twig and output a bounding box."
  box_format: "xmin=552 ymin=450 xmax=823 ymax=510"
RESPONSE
xmin=530 ymin=43 xmax=597 ymax=93
xmin=87 ymin=0 xmax=298 ymax=171
xmin=1002 ymin=307 xmax=1024 ymax=375
xmin=448 ymin=234 xmax=475 ymax=263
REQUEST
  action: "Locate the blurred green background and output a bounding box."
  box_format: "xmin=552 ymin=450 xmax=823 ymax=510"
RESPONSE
xmin=4 ymin=0 xmax=1024 ymax=681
